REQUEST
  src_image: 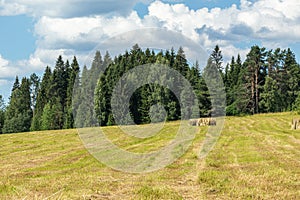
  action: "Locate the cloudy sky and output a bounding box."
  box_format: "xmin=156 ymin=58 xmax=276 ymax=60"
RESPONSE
xmin=1 ymin=0 xmax=300 ymax=101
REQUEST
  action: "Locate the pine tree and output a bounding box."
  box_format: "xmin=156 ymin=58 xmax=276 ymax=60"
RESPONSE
xmin=210 ymin=45 xmax=223 ymax=72
xmin=64 ymin=56 xmax=80 ymax=129
xmin=91 ymin=51 xmax=103 ymax=86
xmin=174 ymin=46 xmax=189 ymax=76
xmin=12 ymin=76 xmax=20 ymax=92
xmin=41 ymin=103 xmax=54 ymax=130
xmin=31 ymin=67 xmax=52 ymax=131
xmin=293 ymin=93 xmax=300 ymax=114
xmin=76 ymin=51 xmax=105 ymax=128
xmin=3 ymin=77 xmax=32 ymax=133
xmin=94 ymin=73 xmax=108 ymax=126
xmin=234 ymin=54 xmax=242 ymax=85
xmin=284 ymin=48 xmax=300 ymax=110
xmin=260 ymin=76 xmax=279 ymax=113
xmin=0 ymin=95 xmax=5 ymax=134
xmin=203 ymin=58 xmax=225 ymax=117
xmin=49 ymin=55 xmax=68 ymax=129
xmin=243 ymin=45 xmax=267 ymax=114
xmin=29 ymin=73 xmax=40 ymax=110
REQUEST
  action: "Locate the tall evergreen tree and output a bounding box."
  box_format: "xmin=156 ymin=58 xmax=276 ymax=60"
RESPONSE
xmin=29 ymin=73 xmax=40 ymax=109
xmin=293 ymin=93 xmax=300 ymax=114
xmin=64 ymin=56 xmax=80 ymax=129
xmin=174 ymin=46 xmax=189 ymax=76
xmin=48 ymin=55 xmax=68 ymax=129
xmin=260 ymin=76 xmax=279 ymax=113
xmin=0 ymin=95 xmax=5 ymax=134
xmin=31 ymin=67 xmax=52 ymax=131
xmin=203 ymin=58 xmax=225 ymax=117
xmin=12 ymin=76 xmax=20 ymax=92
xmin=210 ymin=45 xmax=223 ymax=72
xmin=76 ymin=50 xmax=106 ymax=128
xmin=41 ymin=103 xmax=54 ymax=130
xmin=243 ymin=45 xmax=267 ymax=114
xmin=3 ymin=77 xmax=32 ymax=133
xmin=284 ymin=48 xmax=300 ymax=110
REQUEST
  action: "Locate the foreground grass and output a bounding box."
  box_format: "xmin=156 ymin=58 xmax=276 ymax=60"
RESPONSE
xmin=0 ymin=113 xmax=299 ymax=199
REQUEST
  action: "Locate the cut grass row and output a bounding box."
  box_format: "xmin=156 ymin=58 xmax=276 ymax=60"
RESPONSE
xmin=0 ymin=112 xmax=299 ymax=199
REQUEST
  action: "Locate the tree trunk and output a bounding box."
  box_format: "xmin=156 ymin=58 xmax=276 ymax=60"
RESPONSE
xmin=251 ymin=66 xmax=255 ymax=115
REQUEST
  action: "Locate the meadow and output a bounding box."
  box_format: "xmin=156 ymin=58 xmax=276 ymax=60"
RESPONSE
xmin=0 ymin=112 xmax=299 ymax=199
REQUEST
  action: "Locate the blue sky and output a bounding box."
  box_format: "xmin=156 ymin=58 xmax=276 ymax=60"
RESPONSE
xmin=0 ymin=15 xmax=36 ymax=60
xmin=1 ymin=0 xmax=300 ymax=102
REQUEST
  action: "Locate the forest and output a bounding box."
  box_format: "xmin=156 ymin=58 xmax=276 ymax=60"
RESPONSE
xmin=1 ymin=44 xmax=300 ymax=133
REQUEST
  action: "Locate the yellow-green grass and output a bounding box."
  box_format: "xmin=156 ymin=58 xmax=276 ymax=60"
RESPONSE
xmin=0 ymin=113 xmax=299 ymax=199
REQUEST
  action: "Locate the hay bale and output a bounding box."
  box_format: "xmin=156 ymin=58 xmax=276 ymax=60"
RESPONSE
xmin=209 ymin=118 xmax=217 ymax=126
xmin=189 ymin=119 xmax=198 ymax=126
xmin=189 ymin=118 xmax=217 ymax=126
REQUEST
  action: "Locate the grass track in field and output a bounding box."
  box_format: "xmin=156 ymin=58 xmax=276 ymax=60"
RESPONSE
xmin=0 ymin=112 xmax=299 ymax=199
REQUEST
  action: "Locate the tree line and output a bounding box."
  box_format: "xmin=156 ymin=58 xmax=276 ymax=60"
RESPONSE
xmin=0 ymin=44 xmax=300 ymax=133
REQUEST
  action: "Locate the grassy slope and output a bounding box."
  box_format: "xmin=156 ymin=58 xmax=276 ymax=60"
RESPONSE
xmin=0 ymin=113 xmax=299 ymax=199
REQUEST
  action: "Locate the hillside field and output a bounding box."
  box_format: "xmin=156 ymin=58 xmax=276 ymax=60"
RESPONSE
xmin=0 ymin=113 xmax=299 ymax=199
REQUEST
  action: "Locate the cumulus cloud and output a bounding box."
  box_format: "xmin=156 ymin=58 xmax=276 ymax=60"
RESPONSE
xmin=0 ymin=78 xmax=11 ymax=101
xmin=34 ymin=12 xmax=146 ymax=50
xmin=0 ymin=55 xmax=9 ymax=67
xmin=145 ymin=0 xmax=300 ymax=62
xmin=32 ymin=12 xmax=209 ymax=67
xmin=48 ymin=1 xmax=300 ymax=62
xmin=0 ymin=0 xmax=142 ymax=17
xmin=0 ymin=79 xmax=9 ymax=86
xmin=0 ymin=1 xmax=27 ymax=15
xmin=0 ymin=55 xmax=20 ymax=78
xmin=149 ymin=0 xmax=300 ymax=43
xmin=2 ymin=0 xmax=300 ymax=82
xmin=0 ymin=51 xmax=60 ymax=79
xmin=0 ymin=51 xmax=74 ymax=100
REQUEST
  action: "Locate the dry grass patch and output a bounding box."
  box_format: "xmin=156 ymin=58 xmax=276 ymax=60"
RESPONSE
xmin=0 ymin=113 xmax=299 ymax=199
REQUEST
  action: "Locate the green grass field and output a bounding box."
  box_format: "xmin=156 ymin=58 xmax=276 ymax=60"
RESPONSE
xmin=0 ymin=113 xmax=299 ymax=199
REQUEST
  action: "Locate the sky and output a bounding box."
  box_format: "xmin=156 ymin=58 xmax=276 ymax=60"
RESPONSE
xmin=1 ymin=0 xmax=300 ymax=102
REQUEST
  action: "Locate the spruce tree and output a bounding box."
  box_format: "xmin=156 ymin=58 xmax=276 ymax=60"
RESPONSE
xmin=41 ymin=103 xmax=54 ymax=130
xmin=31 ymin=67 xmax=52 ymax=131
xmin=0 ymin=95 xmax=5 ymax=134
xmin=12 ymin=76 xmax=20 ymax=92
xmin=284 ymin=48 xmax=300 ymax=110
xmin=29 ymin=73 xmax=40 ymax=109
xmin=49 ymin=55 xmax=68 ymax=129
xmin=293 ymin=93 xmax=300 ymax=114
xmin=64 ymin=56 xmax=80 ymax=129
xmin=210 ymin=45 xmax=223 ymax=72
xmin=260 ymin=76 xmax=279 ymax=113
xmin=174 ymin=46 xmax=189 ymax=76
xmin=3 ymin=77 xmax=32 ymax=133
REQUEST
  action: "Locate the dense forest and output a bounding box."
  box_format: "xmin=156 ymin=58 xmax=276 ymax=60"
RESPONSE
xmin=1 ymin=44 xmax=300 ymax=133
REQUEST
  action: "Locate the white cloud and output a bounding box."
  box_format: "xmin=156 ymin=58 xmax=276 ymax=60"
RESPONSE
xmin=2 ymin=0 xmax=300 ymax=83
xmin=0 ymin=78 xmax=11 ymax=101
xmin=220 ymin=44 xmax=249 ymax=63
xmin=0 ymin=0 xmax=141 ymax=17
xmin=0 ymin=54 xmax=9 ymax=67
xmin=146 ymin=0 xmax=300 ymax=61
xmin=0 ymin=1 xmax=27 ymax=15
xmin=34 ymin=12 xmax=150 ymax=50
xmin=0 ymin=55 xmax=20 ymax=78
xmin=32 ymin=11 xmax=209 ymax=67
xmin=0 ymin=51 xmax=59 ymax=79
xmin=0 ymin=79 xmax=9 ymax=86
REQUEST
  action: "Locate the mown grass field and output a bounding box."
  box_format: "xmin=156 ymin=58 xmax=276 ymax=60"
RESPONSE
xmin=0 ymin=113 xmax=299 ymax=199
